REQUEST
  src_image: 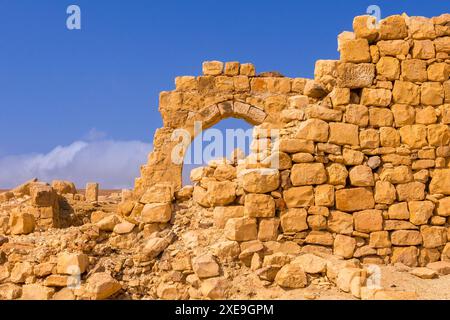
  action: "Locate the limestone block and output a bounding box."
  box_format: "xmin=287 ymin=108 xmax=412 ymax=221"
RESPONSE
xmin=349 ymin=165 xmax=375 ymax=187
xmin=224 ymin=218 xmax=257 ymax=241
xmin=340 ymin=38 xmax=371 ymax=63
xmin=408 ymin=200 xmax=434 ymax=225
xmin=354 ymin=209 xmax=383 ymax=232
xmin=392 ymin=81 xmax=420 ymax=105
xmin=376 ymin=57 xmax=400 ymax=80
xmin=280 ymin=208 xmax=308 ymax=232
xmin=57 ymin=252 xmax=89 ymax=275
xmin=369 ymin=108 xmax=394 ymax=127
xmin=335 ymin=188 xmax=375 ymax=212
xmin=336 ymin=63 xmax=375 ymax=88
xmin=329 ymin=122 xmax=359 ymax=146
xmin=202 ymin=61 xmax=223 ymax=75
xmin=241 ymin=169 xmax=280 ymax=193
xmin=244 ymin=193 xmax=275 ymax=218
xmin=213 ymin=206 xmax=244 ymax=228
xmin=141 ymin=203 xmax=172 ymax=223
xmin=9 ymin=211 xmax=35 ymax=235
xmin=345 ymin=104 xmax=368 ymax=127
xmin=388 ymin=202 xmax=410 ymax=220
xmin=401 ymin=59 xmax=428 ymax=82
xmin=296 ymin=119 xmax=329 ymax=142
xmin=291 ymin=163 xmax=327 ymax=186
xmin=326 ymin=163 xmax=349 ymax=185
xmin=334 ymin=234 xmax=356 ymax=258
xmin=379 ymin=15 xmax=408 ymax=40
xmin=361 ymin=88 xmax=392 ymax=107
xmin=397 ymin=182 xmax=426 ymax=202
xmin=421 ymin=82 xmax=444 ymax=106
xmin=412 ymin=40 xmax=435 ymax=59
xmin=283 ymin=187 xmax=314 ymax=208
xmin=328 ymin=210 xmax=353 ymax=235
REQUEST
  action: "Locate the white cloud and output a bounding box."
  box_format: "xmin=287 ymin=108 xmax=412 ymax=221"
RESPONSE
xmin=0 ymin=140 xmax=152 ymax=190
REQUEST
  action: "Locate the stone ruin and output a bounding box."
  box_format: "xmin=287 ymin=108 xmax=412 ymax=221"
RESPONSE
xmin=131 ymin=13 xmax=450 ymax=267
xmin=1 ymin=13 xmax=450 ymax=300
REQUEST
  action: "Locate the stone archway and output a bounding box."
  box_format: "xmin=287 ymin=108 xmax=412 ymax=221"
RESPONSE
xmin=135 ymin=100 xmax=269 ymax=195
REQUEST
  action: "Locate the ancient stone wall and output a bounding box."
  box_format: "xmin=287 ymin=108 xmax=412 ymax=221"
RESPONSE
xmin=134 ymin=13 xmax=450 ymax=267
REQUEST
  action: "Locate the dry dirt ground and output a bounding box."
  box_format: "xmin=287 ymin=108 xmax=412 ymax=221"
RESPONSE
xmin=1 ymin=189 xmax=449 ymax=300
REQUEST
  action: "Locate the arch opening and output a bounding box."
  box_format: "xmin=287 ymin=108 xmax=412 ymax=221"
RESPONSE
xmin=182 ymin=117 xmax=254 ymax=185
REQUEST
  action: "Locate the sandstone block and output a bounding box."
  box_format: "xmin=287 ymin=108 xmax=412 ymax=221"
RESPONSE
xmin=369 ymin=231 xmax=391 ymax=248
xmin=21 ymin=284 xmax=54 ymax=300
xmin=430 ymin=169 xmax=450 ymax=195
xmin=278 ymin=138 xmax=314 ymax=154
xmin=192 ymin=254 xmax=220 ymax=279
xmin=51 ymin=180 xmax=76 ymax=195
xmin=292 ymin=254 xmax=327 ymax=273
xmin=377 ymin=40 xmax=410 ymax=56
xmin=421 ymin=82 xmax=444 ymax=106
xmin=368 ymin=108 xmax=394 ymax=128
xmin=353 ymin=15 xmax=379 ymax=42
xmin=345 ymin=104 xmax=369 ymax=127
xmin=399 ymin=125 xmax=428 ymax=149
xmin=401 ymin=59 xmax=427 ymax=82
xmin=326 ymin=163 xmax=349 ymax=186
xmin=143 ymin=237 xmax=169 ymax=259
xmin=314 ymin=185 xmax=334 ymax=207
xmin=85 ymin=182 xmax=99 ymax=202
xmin=427 ymin=124 xmax=450 ymax=146
xmin=379 ymin=127 xmax=400 ymax=147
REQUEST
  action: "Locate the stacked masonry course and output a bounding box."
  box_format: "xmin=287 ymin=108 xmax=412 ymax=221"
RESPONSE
xmin=130 ymin=13 xmax=450 ymax=268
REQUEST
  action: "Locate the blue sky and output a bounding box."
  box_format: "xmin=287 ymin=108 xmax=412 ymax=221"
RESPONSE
xmin=0 ymin=0 xmax=448 ymax=188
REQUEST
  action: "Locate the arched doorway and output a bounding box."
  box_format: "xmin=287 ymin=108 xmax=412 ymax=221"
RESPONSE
xmin=182 ymin=118 xmax=253 ymax=185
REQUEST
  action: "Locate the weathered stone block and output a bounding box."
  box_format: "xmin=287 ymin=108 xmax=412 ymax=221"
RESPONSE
xmin=335 ymin=188 xmax=375 ymax=212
